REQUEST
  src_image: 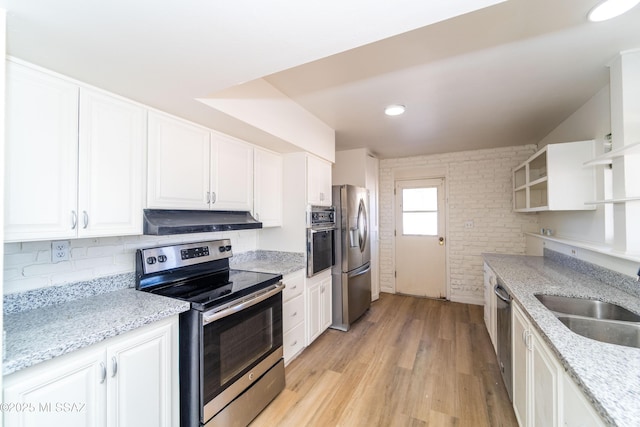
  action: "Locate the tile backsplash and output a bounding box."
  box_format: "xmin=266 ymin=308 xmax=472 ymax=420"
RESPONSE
xmin=3 ymin=230 xmax=258 ymax=294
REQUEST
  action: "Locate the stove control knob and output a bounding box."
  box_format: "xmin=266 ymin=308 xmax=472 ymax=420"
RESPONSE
xmin=225 ymin=245 xmax=232 ymax=251
xmin=157 ymin=255 xmax=167 ymax=263
xmin=146 ymin=256 xmax=157 ymax=265
xmin=218 ymin=246 xmax=226 ymax=252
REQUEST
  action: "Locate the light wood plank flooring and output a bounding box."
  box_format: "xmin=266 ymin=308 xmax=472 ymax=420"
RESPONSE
xmin=251 ymin=293 xmax=518 ymax=427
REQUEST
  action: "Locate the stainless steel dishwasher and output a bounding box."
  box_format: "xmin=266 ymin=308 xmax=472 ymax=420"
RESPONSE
xmin=494 ymin=280 xmax=513 ymax=401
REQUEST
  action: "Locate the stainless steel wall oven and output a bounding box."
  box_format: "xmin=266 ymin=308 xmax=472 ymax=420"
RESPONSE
xmin=306 ymin=205 xmax=336 ymax=277
xmin=136 ymin=239 xmax=285 ymax=427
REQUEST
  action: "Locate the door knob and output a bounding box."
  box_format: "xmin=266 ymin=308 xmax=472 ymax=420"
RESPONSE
xmin=439 ymin=237 xmax=445 ymax=246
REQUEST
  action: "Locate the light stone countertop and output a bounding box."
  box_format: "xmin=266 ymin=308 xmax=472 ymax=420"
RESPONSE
xmin=3 ymin=286 xmax=190 ymax=376
xmin=230 ymin=250 xmax=305 ymax=275
xmin=3 ymin=251 xmax=303 ymax=377
xmin=483 ymin=252 xmax=640 ymax=427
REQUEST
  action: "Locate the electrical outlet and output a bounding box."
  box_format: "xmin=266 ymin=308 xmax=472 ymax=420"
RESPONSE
xmin=51 ymin=240 xmax=70 ymax=262
xmin=464 ymin=220 xmax=474 ymax=229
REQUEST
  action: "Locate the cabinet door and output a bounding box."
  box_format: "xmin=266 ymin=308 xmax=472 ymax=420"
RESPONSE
xmin=320 ymin=276 xmax=333 ymax=331
xmin=254 ymin=148 xmax=283 ymax=227
xmin=531 ymin=330 xmax=560 ymax=427
xmin=307 ymin=155 xmax=332 ymax=206
xmin=5 ymin=61 xmax=79 ymax=242
xmin=210 ymin=132 xmax=254 ymax=211
xmin=3 ymin=344 xmax=106 ymax=427
xmin=78 ymin=89 xmax=146 ymax=237
xmin=147 ymin=111 xmax=211 ymax=210
xmin=512 ymin=304 xmax=530 ymax=427
xmin=106 ymin=318 xmax=176 ymax=427
xmin=306 ymin=281 xmax=321 ymax=345
xmin=561 ymin=375 xmax=605 ymax=427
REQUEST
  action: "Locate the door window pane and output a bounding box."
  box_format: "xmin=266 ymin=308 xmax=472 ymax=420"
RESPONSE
xmin=402 ymin=187 xmax=438 ymax=236
xmin=403 ymin=188 xmax=437 ymax=211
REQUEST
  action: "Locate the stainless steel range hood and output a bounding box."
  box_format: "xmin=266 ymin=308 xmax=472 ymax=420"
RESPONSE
xmin=143 ymin=209 xmax=262 ymax=235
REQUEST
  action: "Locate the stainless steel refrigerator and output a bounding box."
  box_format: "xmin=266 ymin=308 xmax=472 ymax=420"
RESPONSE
xmin=331 ymin=184 xmax=371 ymax=331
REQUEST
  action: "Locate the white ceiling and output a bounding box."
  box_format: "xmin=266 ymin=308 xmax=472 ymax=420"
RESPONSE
xmin=3 ymin=0 xmax=640 ymax=159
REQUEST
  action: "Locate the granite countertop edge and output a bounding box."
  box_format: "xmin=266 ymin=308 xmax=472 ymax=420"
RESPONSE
xmin=483 ymin=253 xmax=640 ymax=427
xmin=3 ymin=288 xmax=190 ymax=376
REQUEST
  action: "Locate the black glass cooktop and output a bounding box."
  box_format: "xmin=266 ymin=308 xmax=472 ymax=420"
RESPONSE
xmin=147 ymin=268 xmax=282 ymax=311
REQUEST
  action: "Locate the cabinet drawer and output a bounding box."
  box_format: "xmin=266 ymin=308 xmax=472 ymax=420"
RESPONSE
xmin=282 ymin=271 xmax=304 ymax=302
xmin=283 ymin=294 xmax=305 ymax=332
xmin=283 ymin=322 xmax=305 ymax=364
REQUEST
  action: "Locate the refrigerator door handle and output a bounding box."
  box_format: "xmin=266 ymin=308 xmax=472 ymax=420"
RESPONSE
xmin=347 ymin=263 xmax=371 ymax=278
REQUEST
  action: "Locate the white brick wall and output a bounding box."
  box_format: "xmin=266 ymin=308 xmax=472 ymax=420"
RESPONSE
xmin=379 ymin=145 xmax=539 ymax=304
xmin=3 ymin=230 xmax=258 ymax=294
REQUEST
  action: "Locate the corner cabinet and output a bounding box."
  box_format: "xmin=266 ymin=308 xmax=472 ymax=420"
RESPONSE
xmin=3 ymin=316 xmax=179 ymax=427
xmin=4 ymin=60 xmax=146 ymax=242
xmin=513 ymin=140 xmax=596 ymax=212
xmin=305 ymin=269 xmax=332 ymax=345
xmin=147 ymin=111 xmax=253 ymax=212
xmin=254 ymin=148 xmax=283 ymax=227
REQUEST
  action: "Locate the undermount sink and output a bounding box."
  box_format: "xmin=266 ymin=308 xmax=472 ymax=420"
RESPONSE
xmin=556 ymin=316 xmax=640 ymax=349
xmin=535 ymin=294 xmax=640 ymax=322
xmin=534 ymin=294 xmax=640 ymax=349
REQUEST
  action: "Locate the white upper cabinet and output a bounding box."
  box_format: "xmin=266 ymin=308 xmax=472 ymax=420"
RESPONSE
xmin=5 ymin=61 xmax=79 ymax=242
xmin=513 ymin=140 xmax=596 ymax=212
xmin=307 ymin=155 xmax=332 ymax=206
xmin=211 ymin=131 xmax=254 ymax=212
xmin=4 ymin=60 xmax=146 ymax=242
xmin=147 ymin=111 xmax=211 ymax=210
xmin=78 ymin=88 xmax=146 ymax=237
xmin=254 ymin=148 xmax=283 ymax=227
xmin=147 ymin=112 xmax=254 ymax=212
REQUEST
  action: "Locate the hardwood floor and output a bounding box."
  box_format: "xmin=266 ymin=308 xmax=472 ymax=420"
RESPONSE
xmin=251 ymin=293 xmax=518 ymax=427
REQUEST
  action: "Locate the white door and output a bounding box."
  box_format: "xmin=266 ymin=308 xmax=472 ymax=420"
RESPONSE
xmin=394 ymin=178 xmax=446 ymax=298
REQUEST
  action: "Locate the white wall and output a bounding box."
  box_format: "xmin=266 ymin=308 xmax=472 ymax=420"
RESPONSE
xmin=3 ymin=230 xmax=258 ymax=295
xmin=537 ymin=86 xmax=611 ymax=245
xmin=198 ymin=79 xmax=336 ymax=163
xmin=379 ymin=145 xmax=538 ymax=304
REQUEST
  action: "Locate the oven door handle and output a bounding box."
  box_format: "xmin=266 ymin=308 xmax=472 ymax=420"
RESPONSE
xmin=202 ymin=282 xmax=286 ymax=325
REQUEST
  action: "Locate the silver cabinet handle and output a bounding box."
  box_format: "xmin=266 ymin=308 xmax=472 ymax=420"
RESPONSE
xmin=83 ymin=211 xmax=89 ymax=229
xmin=71 ymin=211 xmax=78 ymax=230
xmin=292 ymin=311 xmax=297 ymax=317
xmin=206 ymin=192 xmax=210 ymax=204
xmin=211 ymin=191 xmax=217 ymax=204
xmin=111 ymin=356 xmax=118 ymax=377
xmin=99 ymin=362 xmax=107 ymax=384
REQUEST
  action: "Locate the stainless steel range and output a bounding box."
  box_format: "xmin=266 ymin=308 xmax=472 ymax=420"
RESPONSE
xmin=135 ymin=239 xmax=285 ymax=427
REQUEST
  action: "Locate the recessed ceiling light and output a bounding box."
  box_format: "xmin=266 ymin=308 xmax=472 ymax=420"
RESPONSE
xmin=385 ymin=104 xmax=406 ymax=116
xmin=588 ymin=0 xmax=640 ymax=22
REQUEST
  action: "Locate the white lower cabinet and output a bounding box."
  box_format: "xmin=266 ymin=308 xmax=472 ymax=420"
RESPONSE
xmin=513 ymin=302 xmax=560 ymax=427
xmin=561 ymin=374 xmax=605 ymax=427
xmin=3 ymin=316 xmax=178 ymax=427
xmin=512 ymin=302 xmax=604 ymax=427
xmin=306 ymin=269 xmax=332 ymax=345
xmin=483 ymin=262 xmax=497 ymax=352
xmin=282 ymin=269 xmax=305 ymax=364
